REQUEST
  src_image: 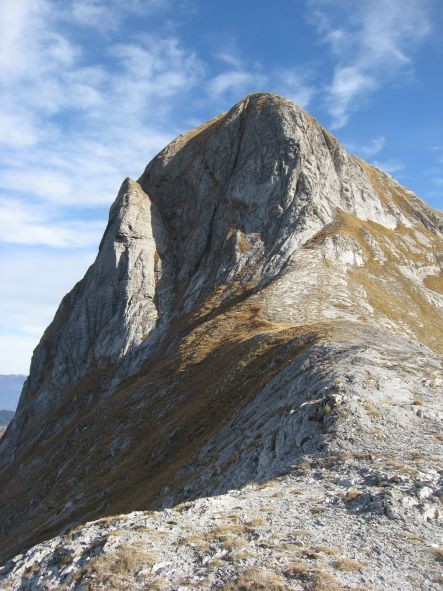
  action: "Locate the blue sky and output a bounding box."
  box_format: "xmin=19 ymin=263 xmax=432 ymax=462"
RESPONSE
xmin=0 ymin=0 xmax=442 ymax=374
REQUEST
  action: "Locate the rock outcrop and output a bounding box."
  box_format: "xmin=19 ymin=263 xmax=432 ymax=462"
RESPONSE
xmin=0 ymin=93 xmax=442 ymax=589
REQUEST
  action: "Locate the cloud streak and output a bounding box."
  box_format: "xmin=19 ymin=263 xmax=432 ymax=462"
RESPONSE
xmin=209 ymin=53 xmax=315 ymax=108
xmin=0 ymin=199 xmax=106 ymax=248
xmin=0 ymin=248 xmax=96 ymax=373
xmin=309 ymin=0 xmax=433 ymax=128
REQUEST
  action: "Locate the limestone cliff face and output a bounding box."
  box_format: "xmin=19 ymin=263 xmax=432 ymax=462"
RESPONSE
xmin=0 ymin=93 xmax=441 ymax=563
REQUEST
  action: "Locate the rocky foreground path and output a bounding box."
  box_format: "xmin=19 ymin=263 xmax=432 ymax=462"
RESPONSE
xmin=1 ymin=448 xmax=441 ymax=590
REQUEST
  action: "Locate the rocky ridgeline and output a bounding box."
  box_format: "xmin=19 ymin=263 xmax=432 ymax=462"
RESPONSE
xmin=0 ymin=93 xmax=442 ymax=590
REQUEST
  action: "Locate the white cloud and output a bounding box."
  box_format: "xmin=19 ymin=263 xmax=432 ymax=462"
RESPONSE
xmin=0 ymin=199 xmax=105 ymax=247
xmin=309 ymin=0 xmax=433 ymax=128
xmin=0 ymin=0 xmax=205 ymax=372
xmin=0 ymin=248 xmax=96 ymax=373
xmin=431 ymin=147 xmax=443 ymax=165
xmin=64 ymin=0 xmax=174 ymax=30
xmin=328 ymin=67 xmax=376 ymax=128
xmin=209 ymin=54 xmax=315 ymax=108
xmin=345 ymin=135 xmax=386 ymax=158
xmin=0 ymin=108 xmax=39 ymax=148
xmin=276 ymin=71 xmax=315 ymax=108
xmin=372 ymin=158 xmax=405 ymax=174
xmin=208 ymin=70 xmax=267 ymax=98
xmin=0 ymin=8 xmax=202 ymax=204
xmin=214 ymin=52 xmax=244 ymax=69
xmin=0 ymin=335 xmax=38 ymax=374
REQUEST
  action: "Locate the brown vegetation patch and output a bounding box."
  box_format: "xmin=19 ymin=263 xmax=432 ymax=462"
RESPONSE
xmin=424 ymin=273 xmax=443 ymax=295
xmin=78 ymin=542 xmax=159 ymax=590
xmin=305 ymin=196 xmax=443 ymax=355
xmin=221 ymin=567 xmax=287 ymax=591
xmin=331 ymin=557 xmax=364 ymax=572
xmin=343 ymin=489 xmax=362 ymax=503
xmin=285 ymin=561 xmax=346 ymax=591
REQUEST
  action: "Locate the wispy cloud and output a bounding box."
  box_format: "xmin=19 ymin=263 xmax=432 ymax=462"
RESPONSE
xmin=0 ymin=248 xmax=96 ymax=373
xmin=431 ymin=147 xmax=443 ymax=165
xmin=345 ymin=135 xmax=385 ymax=159
xmin=0 ymin=199 xmax=105 ymax=247
xmin=209 ymin=52 xmax=315 ymax=108
xmin=277 ymin=71 xmax=315 ymax=108
xmin=208 ymin=69 xmax=267 ymax=99
xmin=372 ymin=158 xmax=405 ymax=174
xmin=0 ymin=0 xmax=202 ymax=372
xmin=308 ymin=0 xmax=433 ymax=128
xmin=0 ymin=0 xmax=202 ymax=207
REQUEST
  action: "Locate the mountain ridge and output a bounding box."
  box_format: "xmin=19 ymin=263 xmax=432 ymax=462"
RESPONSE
xmin=0 ymin=93 xmax=441 ymax=587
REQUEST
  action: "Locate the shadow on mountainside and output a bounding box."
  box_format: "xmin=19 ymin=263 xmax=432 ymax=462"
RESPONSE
xmin=0 ymin=293 xmax=348 ymax=562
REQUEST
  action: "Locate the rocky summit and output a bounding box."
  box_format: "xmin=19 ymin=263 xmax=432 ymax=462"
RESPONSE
xmin=0 ymin=92 xmax=442 ymax=590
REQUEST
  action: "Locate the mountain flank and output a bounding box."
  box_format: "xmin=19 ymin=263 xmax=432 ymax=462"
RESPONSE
xmin=0 ymin=92 xmax=442 ymax=590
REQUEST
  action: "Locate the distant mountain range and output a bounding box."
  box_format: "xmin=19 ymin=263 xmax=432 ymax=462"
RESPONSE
xmin=0 ymin=375 xmax=26 ymax=411
xmin=0 ymin=410 xmax=14 ymax=427
xmin=0 ymin=410 xmax=15 ymax=439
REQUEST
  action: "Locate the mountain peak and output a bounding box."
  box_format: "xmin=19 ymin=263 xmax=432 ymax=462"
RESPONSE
xmin=0 ymin=94 xmax=441 ymax=573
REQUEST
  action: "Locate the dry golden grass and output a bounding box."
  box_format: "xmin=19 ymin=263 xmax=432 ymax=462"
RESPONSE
xmin=424 ymin=273 xmax=443 ymax=295
xmin=363 ymin=401 xmax=380 ymax=417
xmin=343 ymin=489 xmax=362 ymax=503
xmin=230 ymin=548 xmax=254 ymax=561
xmin=331 ymin=557 xmax=365 ymax=572
xmin=382 ymin=459 xmax=418 ymax=478
xmin=211 ymin=523 xmax=247 ymax=537
xmin=167 ymin=110 xmax=226 ymax=154
xmin=400 ymin=531 xmax=421 ymax=543
xmin=293 ymin=528 xmax=313 ymax=538
xmin=307 ymin=196 xmax=443 ymax=356
xmin=178 ymin=531 xmax=210 ymax=551
xmin=221 ymin=567 xmax=287 ymax=590
xmin=285 ymin=561 xmax=347 ymax=591
xmin=315 ymin=545 xmax=339 ymax=556
xmin=310 ymin=570 xmax=346 ymax=591
xmin=284 ymin=560 xmax=311 ymax=581
xmin=300 ymin=548 xmax=321 ymax=560
xmin=244 ymin=517 xmax=267 ymax=528
xmin=78 ymin=541 xmax=159 ymax=590
xmin=310 ymin=506 xmax=325 ymax=515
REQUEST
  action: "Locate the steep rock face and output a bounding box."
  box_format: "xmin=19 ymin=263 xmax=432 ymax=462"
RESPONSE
xmin=0 ymin=93 xmax=441 ymax=566
xmin=3 ymin=180 xmax=168 ymax=453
